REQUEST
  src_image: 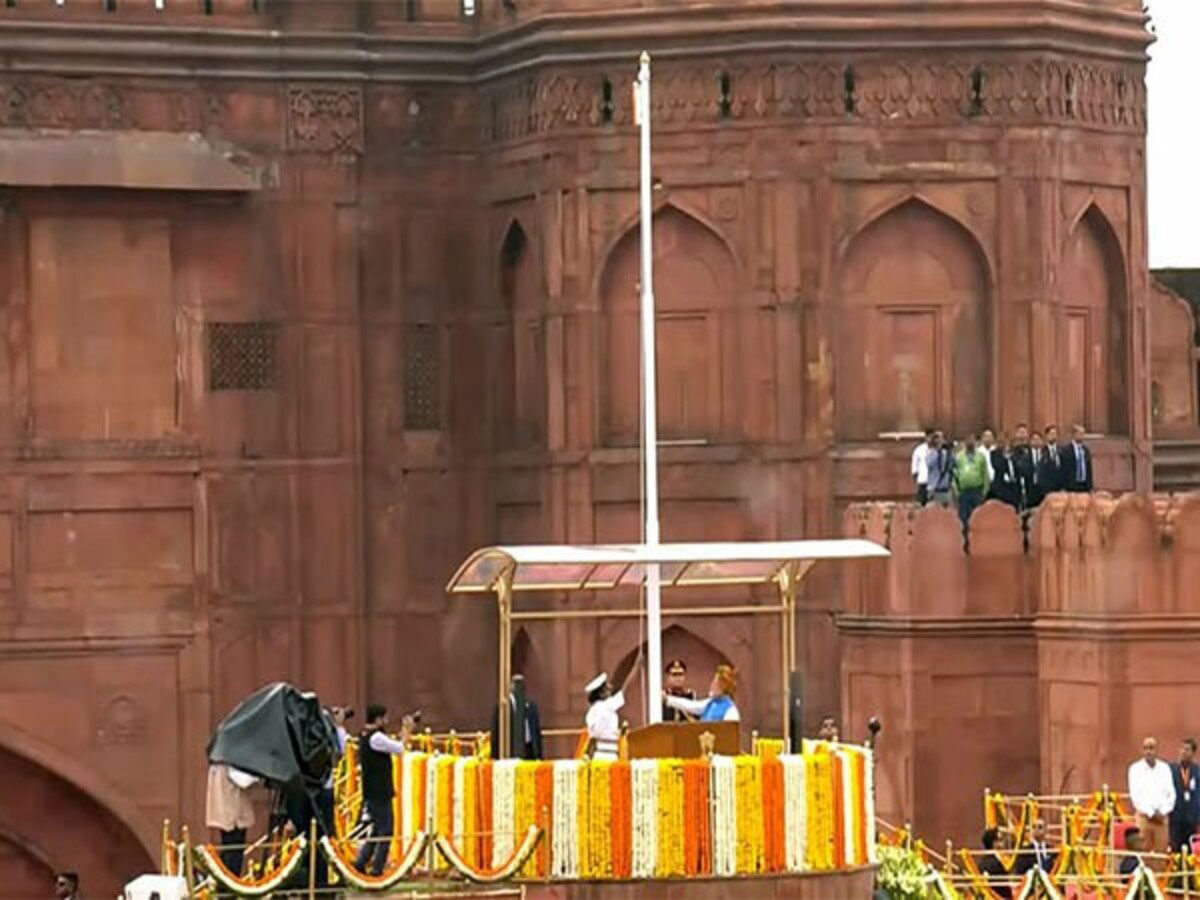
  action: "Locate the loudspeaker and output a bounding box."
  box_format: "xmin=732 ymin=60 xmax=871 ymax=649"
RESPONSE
xmin=788 ymin=670 xmax=804 ymax=752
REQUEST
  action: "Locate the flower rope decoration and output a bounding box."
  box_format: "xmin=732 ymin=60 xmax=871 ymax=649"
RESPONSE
xmin=435 ymin=824 xmax=542 ymax=883
xmin=194 ymin=836 xmax=307 ymax=898
xmin=1015 ymin=863 xmax=1064 ymax=900
xmin=320 ymin=831 xmax=428 ymax=892
xmin=630 ymin=759 xmax=659 ymax=878
xmin=1122 ymin=863 xmax=1166 ymax=900
xmin=551 ymin=761 xmax=580 ymax=878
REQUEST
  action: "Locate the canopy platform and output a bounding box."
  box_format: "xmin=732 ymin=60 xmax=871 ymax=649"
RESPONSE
xmin=446 ymin=540 xmax=889 ymax=753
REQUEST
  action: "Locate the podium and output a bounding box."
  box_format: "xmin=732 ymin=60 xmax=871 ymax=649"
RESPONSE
xmin=626 ymin=721 xmax=740 ymax=759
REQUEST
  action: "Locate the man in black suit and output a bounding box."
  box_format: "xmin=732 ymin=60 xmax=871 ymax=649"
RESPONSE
xmin=490 ymin=675 xmax=544 ymax=760
xmin=1061 ymin=424 xmax=1093 ymax=493
xmin=1015 ymin=819 xmax=1057 ymax=875
xmin=1042 ymin=424 xmax=1066 ymax=493
xmin=989 ymin=432 xmax=1022 ymax=511
xmin=978 ymin=827 xmax=1013 ymax=899
xmin=1017 ymin=431 xmax=1048 ymax=509
xmin=1171 ymin=738 xmax=1200 ymax=852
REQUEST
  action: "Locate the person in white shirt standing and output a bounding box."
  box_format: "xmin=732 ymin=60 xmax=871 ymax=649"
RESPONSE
xmin=585 ymin=672 xmax=634 ymax=760
xmin=912 ymin=429 xmax=934 ymax=504
xmin=1128 ymin=735 xmax=1176 ymax=861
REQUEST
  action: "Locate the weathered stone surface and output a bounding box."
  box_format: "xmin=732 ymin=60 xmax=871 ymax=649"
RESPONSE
xmin=0 ymin=0 xmax=1168 ymax=892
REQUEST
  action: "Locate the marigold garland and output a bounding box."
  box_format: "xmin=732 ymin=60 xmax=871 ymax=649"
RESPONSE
xmin=610 ymin=761 xmax=633 ymax=878
xmin=734 ymin=755 xmax=764 ymax=875
xmin=551 ymin=761 xmax=580 ymax=878
xmin=761 ymin=754 xmax=785 ymax=873
xmin=311 ymin=748 xmax=873 ymax=886
xmin=320 ymin=832 xmax=428 ymax=893
xmin=655 ymin=760 xmax=685 ymax=877
xmin=631 ymin=760 xmax=659 ymax=878
xmin=478 ymin=759 xmax=493 ymax=867
xmin=782 ymin=754 xmax=808 ymax=871
xmin=334 ymin=740 xmax=362 ymax=840
xmin=533 ymin=761 xmax=554 ymax=878
xmin=194 ymin=837 xmax=306 ymax=898
xmin=435 ymin=824 xmax=543 ymax=883
xmin=682 ymin=759 xmax=711 ymax=876
xmin=491 ymin=760 xmax=518 ymax=867
xmin=513 ymin=762 xmax=538 ymax=878
xmin=712 ymin=756 xmax=737 ymax=876
xmin=805 ymin=749 xmax=835 ymax=870
xmin=588 ymin=761 xmax=614 ymax=878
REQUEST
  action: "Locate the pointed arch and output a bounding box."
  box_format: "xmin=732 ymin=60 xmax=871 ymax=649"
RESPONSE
xmin=835 ymin=198 xmax=991 ymax=439
xmin=1060 ymin=204 xmax=1129 ymax=434
xmin=609 ymin=624 xmax=733 ymax=725
xmin=494 ymin=217 xmax=545 ymax=448
xmin=0 ymin=723 xmax=155 ymax=897
xmin=597 ymin=204 xmax=740 ymax=445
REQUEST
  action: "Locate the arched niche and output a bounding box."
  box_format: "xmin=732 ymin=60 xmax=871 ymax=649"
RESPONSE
xmin=0 ymin=742 xmax=153 ymax=898
xmin=609 ymin=623 xmax=732 ymax=725
xmin=598 ymin=205 xmax=738 ymax=446
xmin=1060 ymin=206 xmax=1129 ymax=434
xmin=835 ymin=199 xmax=990 ymax=440
xmin=495 ymin=219 xmax=545 ymax=448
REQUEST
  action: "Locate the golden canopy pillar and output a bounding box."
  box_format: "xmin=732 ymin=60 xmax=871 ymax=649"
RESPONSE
xmin=445 ymin=540 xmax=889 ymax=757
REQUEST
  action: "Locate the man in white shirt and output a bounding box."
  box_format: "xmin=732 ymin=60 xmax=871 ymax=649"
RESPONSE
xmin=1128 ymin=735 xmax=1176 ymax=859
xmin=912 ymin=429 xmax=934 ymax=504
xmin=585 ymin=673 xmax=625 ymax=760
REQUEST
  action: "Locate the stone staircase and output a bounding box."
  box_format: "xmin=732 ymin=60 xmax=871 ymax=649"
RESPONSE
xmin=1153 ymin=439 xmax=1200 ymax=493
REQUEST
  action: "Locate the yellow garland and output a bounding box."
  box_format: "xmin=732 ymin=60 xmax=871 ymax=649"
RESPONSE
xmin=462 ymin=758 xmax=480 ymax=868
xmin=589 ymin=762 xmax=614 ymax=878
xmin=805 ymin=751 xmax=834 ymax=870
xmin=577 ymin=761 xmax=595 ymax=878
xmin=735 ymin=755 xmax=764 ymax=875
xmin=434 ymin=756 xmax=455 ymax=873
xmin=514 ymin=762 xmax=539 ymax=878
xmin=655 ymin=760 xmax=685 ymax=877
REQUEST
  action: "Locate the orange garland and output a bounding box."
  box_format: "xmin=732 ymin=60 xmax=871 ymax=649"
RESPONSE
xmin=831 ymin=752 xmax=846 ymax=869
xmin=534 ymin=762 xmax=554 ymax=878
xmin=851 ymin=751 xmax=868 ymax=864
xmin=610 ymin=762 xmax=633 ymax=878
xmin=761 ymin=755 xmax=786 ymax=873
xmin=682 ymin=759 xmax=712 ymax=876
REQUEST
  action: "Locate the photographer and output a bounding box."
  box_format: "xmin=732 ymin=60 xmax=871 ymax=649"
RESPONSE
xmin=355 ymin=704 xmax=416 ymax=876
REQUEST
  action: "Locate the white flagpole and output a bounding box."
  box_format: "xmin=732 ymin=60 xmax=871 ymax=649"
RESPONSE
xmin=636 ymin=52 xmax=664 ymax=724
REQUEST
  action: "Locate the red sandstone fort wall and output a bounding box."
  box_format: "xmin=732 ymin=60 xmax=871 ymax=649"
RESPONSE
xmin=0 ymin=0 xmax=1165 ymax=891
xmin=842 ymin=493 xmax=1200 ymax=845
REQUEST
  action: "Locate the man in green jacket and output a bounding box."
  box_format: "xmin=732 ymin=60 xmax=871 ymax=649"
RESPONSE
xmin=954 ymin=432 xmax=991 ymax=532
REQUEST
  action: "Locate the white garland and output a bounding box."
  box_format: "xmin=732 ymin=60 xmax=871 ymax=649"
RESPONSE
xmin=399 ymin=752 xmax=422 ymax=845
xmin=194 ymin=838 xmax=307 ymax=898
xmin=492 ymin=759 xmax=518 ymax=868
xmin=839 ymin=749 xmax=859 ymax=865
xmin=863 ymin=747 xmax=877 ymax=864
xmin=1016 ymin=862 xmax=1065 ymax=900
xmin=631 ymin=760 xmax=659 ymax=878
xmin=320 ymin=832 xmax=428 ymax=892
xmin=781 ymin=754 xmax=808 ymax=872
xmin=1121 ymin=865 xmax=1165 ymax=900
xmin=551 ymin=761 xmax=580 ymax=879
xmin=711 ymin=755 xmax=738 ymax=877
xmin=436 ymin=824 xmax=542 ymax=883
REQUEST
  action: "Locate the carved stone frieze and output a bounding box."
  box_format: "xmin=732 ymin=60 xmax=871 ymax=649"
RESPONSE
xmin=286 ymin=86 xmax=364 ymax=155
xmin=0 ymin=81 xmax=126 ymax=129
xmin=480 ymin=55 xmax=1145 ymax=144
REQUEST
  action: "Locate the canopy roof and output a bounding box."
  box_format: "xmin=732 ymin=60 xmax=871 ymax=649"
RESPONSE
xmin=446 ymin=540 xmax=889 ymax=594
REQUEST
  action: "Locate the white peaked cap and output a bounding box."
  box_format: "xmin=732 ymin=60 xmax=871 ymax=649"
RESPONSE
xmin=586 ymin=673 xmax=607 ymax=693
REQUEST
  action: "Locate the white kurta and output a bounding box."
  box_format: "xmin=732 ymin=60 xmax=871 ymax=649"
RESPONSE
xmin=586 ymin=691 xmax=625 ymax=760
